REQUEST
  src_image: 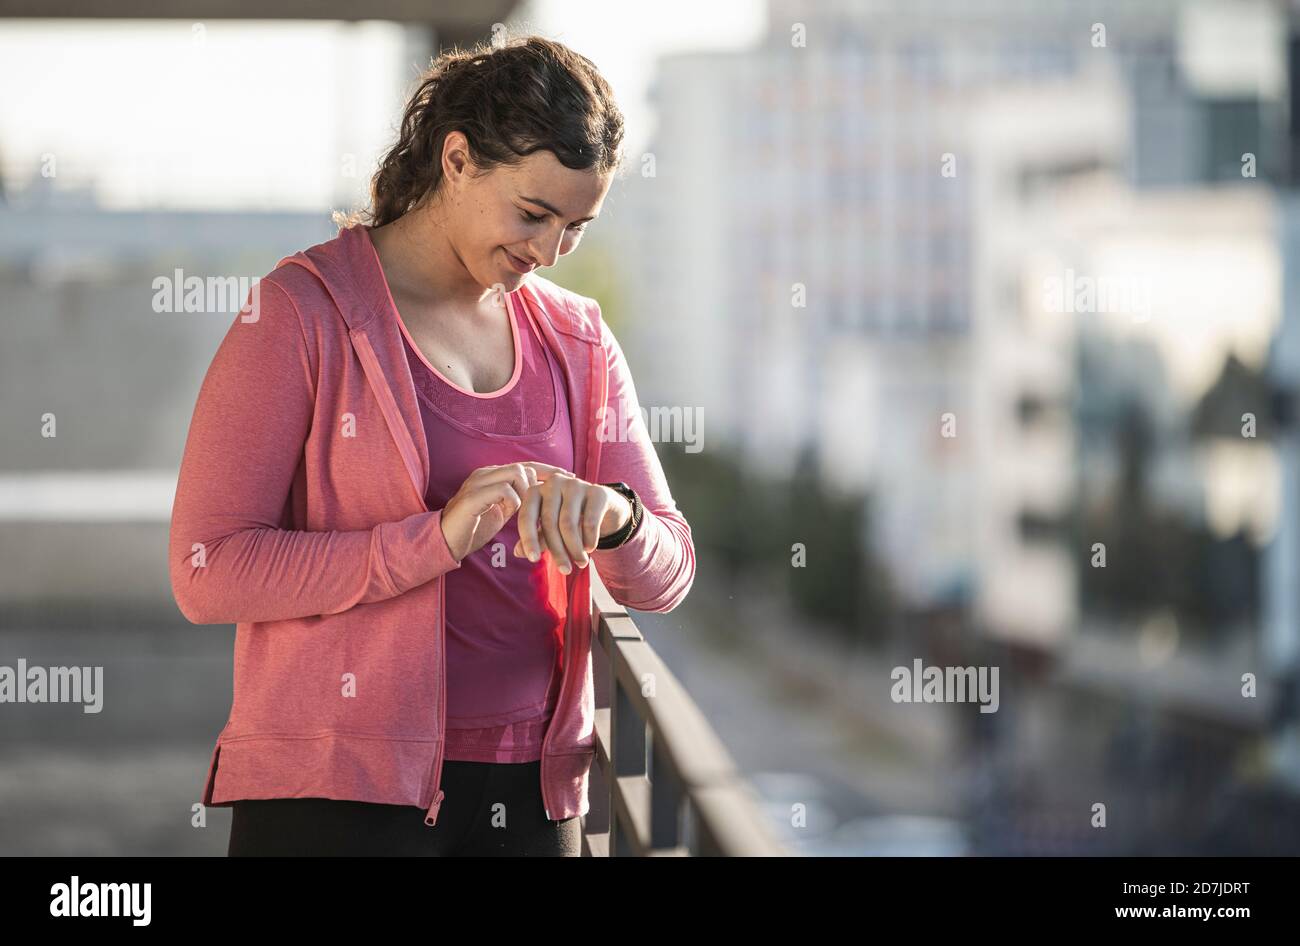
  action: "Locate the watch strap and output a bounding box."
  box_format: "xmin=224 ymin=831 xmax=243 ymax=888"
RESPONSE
xmin=596 ymin=481 xmax=643 ymax=550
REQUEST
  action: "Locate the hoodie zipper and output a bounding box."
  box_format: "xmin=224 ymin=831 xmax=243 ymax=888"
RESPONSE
xmin=537 ymin=577 xmax=567 ymax=822
xmin=535 ymin=337 xmax=606 ymax=822
xmin=424 ymin=573 xmax=447 ymax=826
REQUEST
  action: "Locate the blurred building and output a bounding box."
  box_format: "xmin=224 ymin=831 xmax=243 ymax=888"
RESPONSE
xmin=966 ymin=75 xmax=1131 ymax=649
xmin=597 ymin=0 xmax=1300 ymax=851
xmin=607 ymin=0 xmax=1286 ymax=616
xmin=0 ymin=184 xmax=337 ymax=618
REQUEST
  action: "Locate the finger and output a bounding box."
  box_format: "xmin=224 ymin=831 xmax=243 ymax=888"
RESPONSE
xmin=580 ymin=486 xmax=606 ymax=554
xmin=538 ymin=480 xmax=572 ymax=573
xmin=559 ymin=481 xmax=590 ymax=568
xmin=467 ymin=464 xmax=515 ymax=486
xmin=478 ymin=481 xmax=522 ymax=518
xmin=470 ymin=462 xmax=534 ymax=493
xmin=519 ymin=460 xmax=571 ymax=482
xmin=479 ymin=465 xmax=531 ymax=535
xmin=505 ymin=463 xmax=534 ymax=512
xmin=517 ymin=482 xmax=544 ymax=561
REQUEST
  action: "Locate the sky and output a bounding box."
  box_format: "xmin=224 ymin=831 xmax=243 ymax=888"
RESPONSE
xmin=0 ymin=2 xmax=766 ymax=210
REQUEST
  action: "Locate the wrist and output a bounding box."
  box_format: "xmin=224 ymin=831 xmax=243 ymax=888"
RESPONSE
xmin=596 ymin=482 xmax=642 ymax=550
xmin=600 ymin=485 xmax=633 ymax=537
xmin=438 ymin=514 xmax=465 ymax=564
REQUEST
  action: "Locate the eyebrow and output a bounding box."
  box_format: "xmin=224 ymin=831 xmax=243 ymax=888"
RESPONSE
xmin=519 ymin=195 xmax=598 ymax=224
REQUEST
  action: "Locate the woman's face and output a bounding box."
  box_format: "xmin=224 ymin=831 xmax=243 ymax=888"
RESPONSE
xmin=437 ymin=131 xmax=613 ymax=293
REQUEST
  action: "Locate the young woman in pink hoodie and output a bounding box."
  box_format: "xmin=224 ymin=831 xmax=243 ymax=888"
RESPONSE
xmin=169 ymin=36 xmax=695 ymax=856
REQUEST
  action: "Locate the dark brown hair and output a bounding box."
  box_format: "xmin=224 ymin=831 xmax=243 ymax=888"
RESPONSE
xmin=334 ymin=35 xmax=625 ymax=230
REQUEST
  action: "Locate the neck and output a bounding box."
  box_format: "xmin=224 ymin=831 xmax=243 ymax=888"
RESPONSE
xmin=369 ymin=202 xmax=496 ymax=315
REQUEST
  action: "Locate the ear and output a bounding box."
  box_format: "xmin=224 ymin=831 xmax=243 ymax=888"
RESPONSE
xmin=442 ymin=131 xmax=472 ymax=184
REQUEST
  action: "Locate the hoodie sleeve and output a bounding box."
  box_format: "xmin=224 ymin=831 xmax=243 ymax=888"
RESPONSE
xmin=588 ymin=312 xmax=696 ymax=612
xmin=168 ymin=277 xmax=461 ymax=626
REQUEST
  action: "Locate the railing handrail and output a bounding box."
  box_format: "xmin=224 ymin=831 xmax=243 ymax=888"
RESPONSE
xmin=581 ymin=568 xmax=789 ymax=856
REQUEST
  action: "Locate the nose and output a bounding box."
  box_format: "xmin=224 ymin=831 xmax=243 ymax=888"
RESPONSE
xmin=526 ymin=229 xmax=565 ymax=269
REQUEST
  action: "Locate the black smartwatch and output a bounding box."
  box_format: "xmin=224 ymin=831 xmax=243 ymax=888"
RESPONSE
xmin=596 ymin=482 xmax=643 ymax=550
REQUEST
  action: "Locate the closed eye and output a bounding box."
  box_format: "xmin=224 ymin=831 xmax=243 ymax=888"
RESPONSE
xmin=519 ymin=209 xmax=589 ymax=232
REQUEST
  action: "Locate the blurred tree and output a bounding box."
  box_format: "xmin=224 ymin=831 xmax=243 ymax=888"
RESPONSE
xmin=659 ymin=441 xmax=894 ymax=645
xmin=1191 ymin=350 xmax=1275 ymax=441
xmin=658 ymin=443 xmax=768 ymax=595
xmin=546 ymin=241 xmax=627 ymax=336
xmin=784 ymin=443 xmax=864 ymax=635
xmin=1076 ymin=396 xmax=1260 ymax=642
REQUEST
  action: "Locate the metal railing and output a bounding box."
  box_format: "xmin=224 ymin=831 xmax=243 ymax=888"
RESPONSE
xmin=580 ymin=570 xmax=789 ymax=856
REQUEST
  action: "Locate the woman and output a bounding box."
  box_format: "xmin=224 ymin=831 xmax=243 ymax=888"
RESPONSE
xmin=168 ymin=35 xmax=695 ymax=857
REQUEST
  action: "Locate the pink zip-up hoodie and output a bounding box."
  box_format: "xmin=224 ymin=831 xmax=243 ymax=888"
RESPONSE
xmin=168 ymin=222 xmax=696 ymax=826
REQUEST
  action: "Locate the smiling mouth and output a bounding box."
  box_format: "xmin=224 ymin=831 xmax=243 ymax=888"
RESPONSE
xmin=505 ymin=249 xmax=536 ymax=274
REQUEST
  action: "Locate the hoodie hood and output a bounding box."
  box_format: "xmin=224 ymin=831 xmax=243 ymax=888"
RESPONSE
xmin=274 ymin=223 xmax=603 ymax=340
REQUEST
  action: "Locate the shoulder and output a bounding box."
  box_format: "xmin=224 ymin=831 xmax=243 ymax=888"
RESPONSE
xmin=520 ymin=272 xmax=605 ymax=345
xmin=259 ymin=259 xmax=333 ymax=319
xmin=245 ymin=257 xmax=345 ymax=351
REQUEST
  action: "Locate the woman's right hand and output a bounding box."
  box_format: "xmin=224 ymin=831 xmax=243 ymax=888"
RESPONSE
xmin=439 ymin=463 xmax=540 ymax=563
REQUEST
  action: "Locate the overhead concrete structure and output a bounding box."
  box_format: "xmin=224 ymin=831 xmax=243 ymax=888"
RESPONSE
xmin=0 ymin=0 xmax=520 ymax=52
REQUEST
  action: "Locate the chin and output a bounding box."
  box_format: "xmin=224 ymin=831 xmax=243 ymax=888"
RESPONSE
xmin=469 ymin=263 xmax=517 ymax=295
xmin=501 ymin=266 xmax=529 ymax=288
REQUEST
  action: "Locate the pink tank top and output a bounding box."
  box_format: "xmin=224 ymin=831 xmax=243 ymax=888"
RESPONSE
xmin=398 ymin=290 xmax=575 ymax=763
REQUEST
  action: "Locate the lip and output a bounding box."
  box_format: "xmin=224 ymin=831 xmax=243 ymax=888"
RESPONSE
xmin=504 ymin=249 xmax=536 ymax=275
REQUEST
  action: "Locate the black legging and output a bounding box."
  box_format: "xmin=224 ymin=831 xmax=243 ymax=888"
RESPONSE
xmin=226 ymin=759 xmax=582 ymax=856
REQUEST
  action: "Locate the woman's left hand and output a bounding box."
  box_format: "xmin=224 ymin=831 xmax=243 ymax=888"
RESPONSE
xmin=512 ymin=462 xmax=632 ymax=574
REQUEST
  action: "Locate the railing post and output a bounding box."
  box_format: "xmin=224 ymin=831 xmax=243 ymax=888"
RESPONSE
xmin=585 ymin=599 xmax=611 ymax=854
xmin=650 ymin=736 xmax=684 ymax=850
xmin=612 ymin=681 xmax=647 ymax=856
xmin=587 ymin=568 xmax=788 ymax=856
